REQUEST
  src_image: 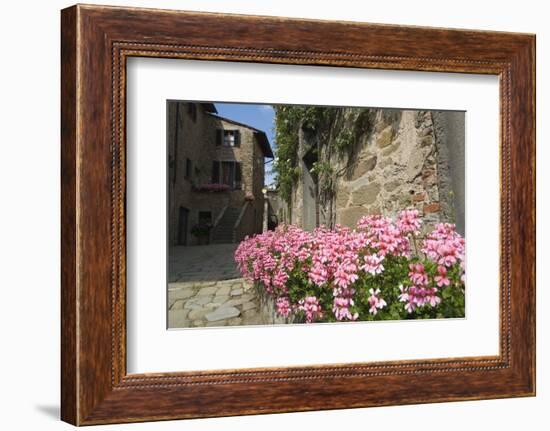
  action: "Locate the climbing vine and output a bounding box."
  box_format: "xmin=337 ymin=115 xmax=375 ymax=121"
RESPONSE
xmin=273 ymin=106 xmax=373 ymax=205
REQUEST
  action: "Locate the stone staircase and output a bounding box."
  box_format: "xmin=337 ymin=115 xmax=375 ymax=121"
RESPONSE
xmin=211 ymin=207 xmax=240 ymax=244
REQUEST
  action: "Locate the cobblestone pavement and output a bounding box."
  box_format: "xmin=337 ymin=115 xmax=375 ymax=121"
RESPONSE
xmin=168 ymin=278 xmax=264 ymax=328
xmin=168 ymin=244 xmax=264 ymax=328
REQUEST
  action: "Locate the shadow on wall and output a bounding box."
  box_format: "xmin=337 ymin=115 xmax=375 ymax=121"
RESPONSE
xmin=433 ymin=111 xmax=465 ymax=236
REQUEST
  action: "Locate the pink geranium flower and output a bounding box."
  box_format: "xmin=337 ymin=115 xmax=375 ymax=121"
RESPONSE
xmin=298 ymin=296 xmax=323 ymax=323
xmin=361 ymin=254 xmax=384 ymax=275
xmin=396 ymin=209 xmax=422 ymax=234
xmin=367 ymin=288 xmax=387 ymax=315
xmin=408 ymin=263 xmax=428 ymax=286
xmin=333 ymin=297 xmax=358 ymax=321
xmin=434 ymin=265 xmax=450 ymax=287
xmin=276 ymin=297 xmax=292 ymax=318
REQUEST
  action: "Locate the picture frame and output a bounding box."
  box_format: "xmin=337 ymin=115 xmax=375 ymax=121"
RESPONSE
xmin=61 ymin=4 xmax=535 ymax=425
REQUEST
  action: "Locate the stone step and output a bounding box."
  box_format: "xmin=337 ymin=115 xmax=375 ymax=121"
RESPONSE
xmin=211 ymin=206 xmax=242 ymax=244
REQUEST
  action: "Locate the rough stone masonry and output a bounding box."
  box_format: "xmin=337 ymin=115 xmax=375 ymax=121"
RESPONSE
xmin=286 ymin=109 xmax=465 ymax=235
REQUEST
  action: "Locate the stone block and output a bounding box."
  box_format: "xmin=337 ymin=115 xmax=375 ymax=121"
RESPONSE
xmin=183 ymin=301 xmax=202 ymax=310
xmin=377 ymin=157 xmax=394 ymax=169
xmin=335 ymin=184 xmax=350 ymax=208
xmin=170 ymin=300 xmax=186 ymax=310
xmin=384 ymin=179 xmax=401 ymax=192
xmin=406 ymin=149 xmax=425 ymax=181
xmin=412 ymin=192 xmax=426 ymax=202
xmin=397 ymin=193 xmax=413 ymax=208
xmin=419 ymin=136 xmax=433 ymax=147
xmin=381 ymin=141 xmax=400 ymax=156
xmin=376 ymin=126 xmax=393 ymax=148
xmin=209 ymin=295 xmax=229 ymax=306
xmin=196 ymin=285 xmax=218 ymax=296
xmin=193 ymin=296 xmax=212 ymax=305
xmin=241 ymin=301 xmax=258 ymax=312
xmin=351 ymin=182 xmax=381 ymax=206
xmin=423 ymin=202 xmax=441 ymax=214
xmin=215 ymin=285 xmax=231 ymax=296
xmin=338 ymin=206 xmax=372 ymax=228
xmin=188 ymin=308 xmax=210 ymax=321
xmin=350 ymin=156 xmax=377 ymax=180
xmin=168 ymin=287 xmax=196 ymax=301
xmin=205 ymin=306 xmax=241 ymax=322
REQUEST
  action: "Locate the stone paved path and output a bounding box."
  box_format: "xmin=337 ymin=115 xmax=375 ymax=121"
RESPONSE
xmin=168 ymin=278 xmax=264 ymax=328
xmin=168 ymin=244 xmax=264 ymax=328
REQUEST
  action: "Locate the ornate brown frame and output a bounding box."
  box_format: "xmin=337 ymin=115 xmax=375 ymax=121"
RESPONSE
xmin=61 ymin=4 xmax=535 ymax=425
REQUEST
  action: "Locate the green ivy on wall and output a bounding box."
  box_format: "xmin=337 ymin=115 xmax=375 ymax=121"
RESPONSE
xmin=273 ymin=106 xmax=372 ymax=205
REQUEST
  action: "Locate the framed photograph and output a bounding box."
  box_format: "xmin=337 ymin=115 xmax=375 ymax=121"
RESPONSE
xmin=61 ymin=4 xmax=535 ymax=425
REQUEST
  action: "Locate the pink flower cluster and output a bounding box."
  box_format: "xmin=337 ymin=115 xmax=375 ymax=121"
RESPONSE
xmin=367 ymin=288 xmax=387 ymax=315
xmin=332 ymin=297 xmax=358 ymax=321
xmin=235 ymin=210 xmax=465 ymax=323
xmin=298 ymin=296 xmax=323 ymax=323
xmin=275 ymin=297 xmax=292 ymax=318
xmin=356 ymin=214 xmax=412 ymax=257
xmin=397 ymin=223 xmax=466 ymax=313
xmin=235 ymin=225 xmax=313 ymax=295
xmin=422 ymin=222 xmax=466 ymax=282
xmin=398 ymin=264 xmax=441 ymax=313
xmin=396 ymin=209 xmax=422 ymax=234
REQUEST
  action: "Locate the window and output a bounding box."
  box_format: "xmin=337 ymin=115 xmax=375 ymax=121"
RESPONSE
xmin=185 ymin=158 xmax=192 ymax=179
xmin=216 ymin=129 xmax=240 ymax=147
xmin=212 ymin=161 xmax=242 ymax=190
xmin=224 ymin=131 xmax=236 ymax=147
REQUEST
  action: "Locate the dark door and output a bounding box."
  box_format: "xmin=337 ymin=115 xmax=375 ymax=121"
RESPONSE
xmin=178 ymin=207 xmax=189 ymax=245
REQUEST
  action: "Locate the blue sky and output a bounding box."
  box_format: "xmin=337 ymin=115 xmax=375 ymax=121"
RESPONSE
xmin=215 ymin=103 xmax=276 ymax=185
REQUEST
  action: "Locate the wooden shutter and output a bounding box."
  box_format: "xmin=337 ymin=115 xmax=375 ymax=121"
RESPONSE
xmin=234 ymin=130 xmax=241 ymax=147
xmin=216 ymin=129 xmax=222 ymax=146
xmin=235 ymin=162 xmax=242 ymax=189
xmin=212 ymin=161 xmax=220 ymax=183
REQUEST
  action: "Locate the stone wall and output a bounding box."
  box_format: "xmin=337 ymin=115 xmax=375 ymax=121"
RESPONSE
xmin=286 ymin=109 xmax=464 ymax=232
xmin=254 ymin=283 xmax=301 ymax=325
xmin=234 ymin=201 xmax=257 ymax=243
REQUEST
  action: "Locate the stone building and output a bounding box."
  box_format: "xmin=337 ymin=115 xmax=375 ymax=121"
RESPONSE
xmin=283 ymin=109 xmax=465 ymax=235
xmin=168 ymin=101 xmax=273 ymax=246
